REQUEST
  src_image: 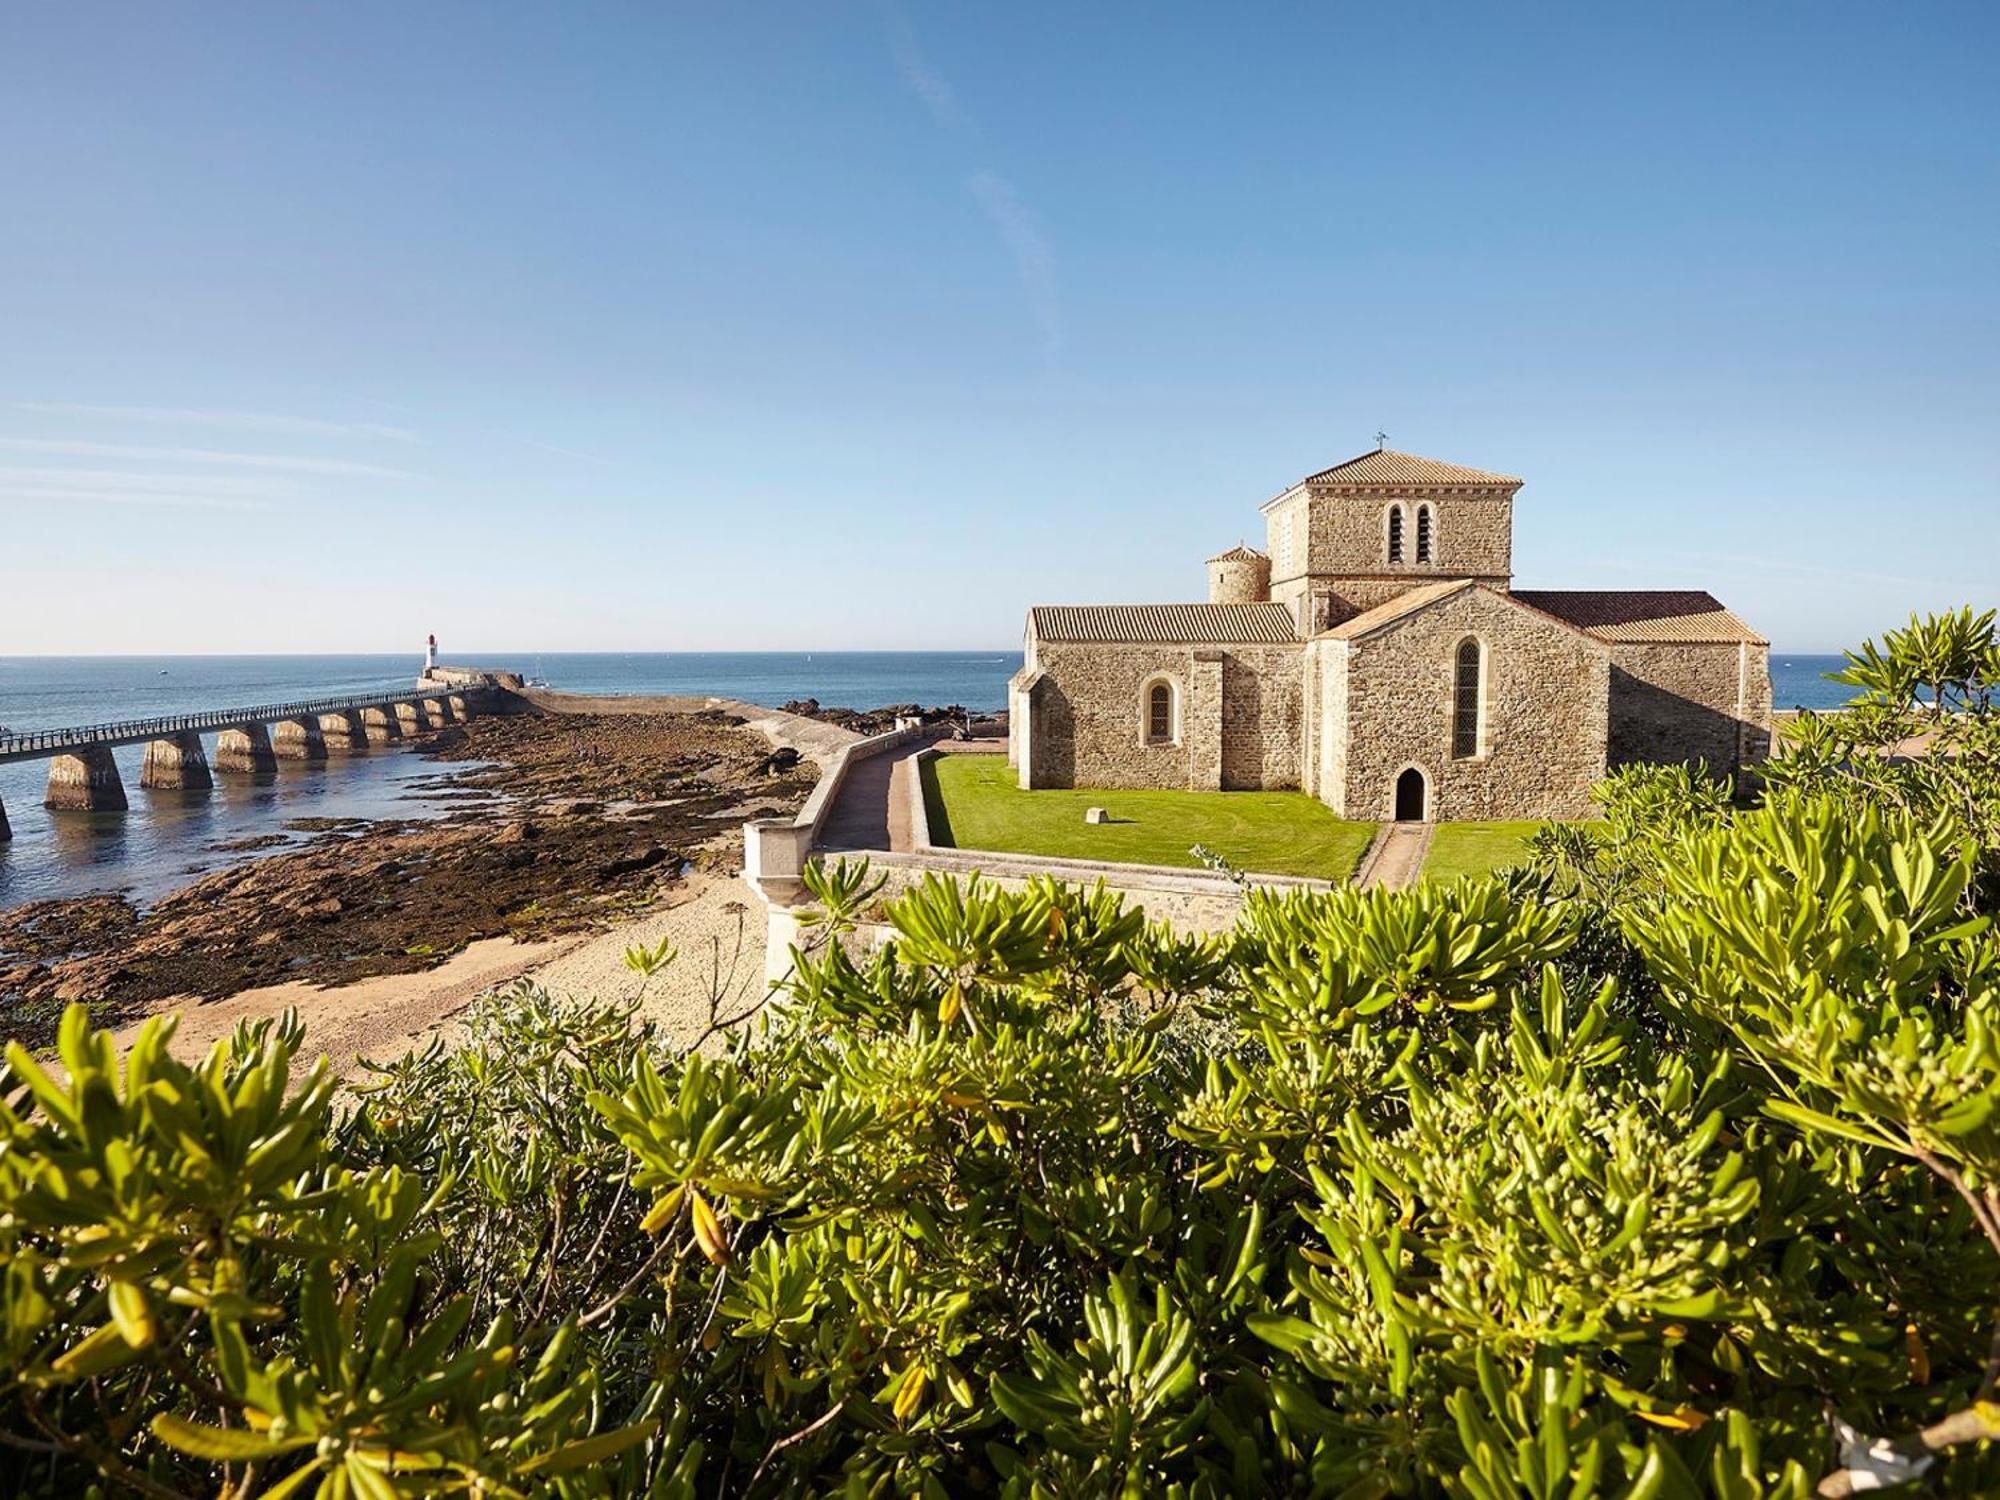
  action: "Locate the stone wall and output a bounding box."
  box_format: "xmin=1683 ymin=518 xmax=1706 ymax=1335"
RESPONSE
xmin=1329 ymin=588 xmax=1608 ymax=820
xmin=1606 ymin=640 xmax=1773 ymax=785
xmin=1264 ymin=487 xmax=1514 ymax=631
xmin=1207 ymin=553 xmax=1271 ymax=604
xmin=1021 ymin=640 xmax=1304 ymax=791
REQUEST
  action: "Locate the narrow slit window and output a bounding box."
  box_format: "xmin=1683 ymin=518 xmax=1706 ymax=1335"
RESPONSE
xmin=1416 ymin=505 xmax=1434 ymax=563
xmin=1147 ymin=682 xmax=1173 ymax=743
xmin=1387 ymin=506 xmax=1405 ymax=563
xmin=1452 ymin=639 xmax=1482 ymax=758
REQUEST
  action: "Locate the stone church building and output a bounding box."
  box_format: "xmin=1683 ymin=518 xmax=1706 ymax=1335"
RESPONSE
xmin=1008 ymin=448 xmax=1771 ymax=821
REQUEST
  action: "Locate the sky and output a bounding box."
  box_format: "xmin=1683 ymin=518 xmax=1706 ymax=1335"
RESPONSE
xmin=2 ymin=1 xmax=1995 ymax=655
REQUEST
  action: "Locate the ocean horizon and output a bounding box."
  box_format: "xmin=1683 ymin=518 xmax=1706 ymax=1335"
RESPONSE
xmin=1 ymin=649 xmax=1858 ymax=908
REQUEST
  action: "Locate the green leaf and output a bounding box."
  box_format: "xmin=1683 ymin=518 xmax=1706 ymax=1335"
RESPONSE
xmin=151 ymin=1412 xmax=316 ymax=1461
xmin=516 ymin=1420 xmax=659 ymax=1474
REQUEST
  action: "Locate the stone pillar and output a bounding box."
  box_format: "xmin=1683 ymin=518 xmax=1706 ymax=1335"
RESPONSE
xmin=46 ymin=746 xmax=128 ymax=811
xmin=395 ymin=701 xmax=431 ymax=734
xmin=448 ymin=694 xmax=471 ymax=721
xmin=214 ymin=723 xmax=279 ymax=774
xmin=319 ymin=709 xmax=366 ymax=753
xmin=0 ymin=795 xmax=11 ymax=842
xmin=1187 ymin=650 xmax=1225 ymax=791
xmin=423 ymin=696 xmax=454 ymax=723
xmin=272 ymin=717 xmax=327 ymax=761
xmin=141 ymin=731 xmax=213 ymax=790
xmin=361 ymin=706 xmax=402 ymax=743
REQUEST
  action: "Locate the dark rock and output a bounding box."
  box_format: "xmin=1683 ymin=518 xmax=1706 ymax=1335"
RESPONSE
xmin=600 ymin=845 xmax=670 ymax=878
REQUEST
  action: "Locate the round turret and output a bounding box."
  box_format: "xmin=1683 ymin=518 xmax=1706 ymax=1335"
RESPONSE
xmin=1206 ymin=544 xmax=1271 ymax=604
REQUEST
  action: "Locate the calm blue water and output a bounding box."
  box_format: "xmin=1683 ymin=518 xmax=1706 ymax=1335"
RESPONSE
xmin=0 ymin=649 xmax=1845 ymax=909
xmin=0 ymin=652 xmax=1018 ymax=908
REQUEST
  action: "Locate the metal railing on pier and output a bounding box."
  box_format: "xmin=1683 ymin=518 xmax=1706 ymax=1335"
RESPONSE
xmin=0 ymin=689 xmax=455 ymax=764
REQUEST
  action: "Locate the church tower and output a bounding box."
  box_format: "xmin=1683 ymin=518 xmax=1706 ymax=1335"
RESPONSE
xmin=1260 ymin=448 xmax=1521 ymax=633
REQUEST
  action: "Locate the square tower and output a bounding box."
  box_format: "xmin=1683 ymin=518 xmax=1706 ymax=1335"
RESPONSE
xmin=1261 ymin=448 xmax=1522 ymax=633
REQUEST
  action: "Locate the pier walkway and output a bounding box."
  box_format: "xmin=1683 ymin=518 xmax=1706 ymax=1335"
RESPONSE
xmin=0 ymin=676 xmax=505 ymax=840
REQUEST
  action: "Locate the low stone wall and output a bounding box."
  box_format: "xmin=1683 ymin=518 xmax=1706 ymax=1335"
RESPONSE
xmin=749 ymin=742 xmax=1337 ymax=990
xmin=743 ymin=723 xmax=930 ymax=901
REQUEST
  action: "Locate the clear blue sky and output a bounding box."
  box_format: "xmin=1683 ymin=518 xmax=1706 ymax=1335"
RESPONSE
xmin=3 ymin=1 xmax=1994 ymax=654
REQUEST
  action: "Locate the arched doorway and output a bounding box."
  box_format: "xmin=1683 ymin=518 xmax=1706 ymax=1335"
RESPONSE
xmin=1394 ymin=767 xmax=1427 ymax=822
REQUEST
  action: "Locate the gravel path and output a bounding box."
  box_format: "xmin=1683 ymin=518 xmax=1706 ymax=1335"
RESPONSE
xmin=1355 ymin=822 xmax=1434 ymax=889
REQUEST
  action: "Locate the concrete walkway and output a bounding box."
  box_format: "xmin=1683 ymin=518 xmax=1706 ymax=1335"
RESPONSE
xmin=816 ymin=736 xmax=936 ymax=854
xmin=818 ymin=737 xmax=1005 ymax=855
xmin=1355 ymin=821 xmax=1434 ymax=889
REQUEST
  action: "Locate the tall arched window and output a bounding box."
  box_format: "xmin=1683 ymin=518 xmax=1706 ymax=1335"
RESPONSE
xmin=1386 ymin=505 xmax=1405 ymax=563
xmin=1144 ymin=679 xmax=1176 ymax=745
xmin=1452 ymin=638 xmax=1482 ymax=759
xmin=1416 ymin=504 xmax=1435 ymax=563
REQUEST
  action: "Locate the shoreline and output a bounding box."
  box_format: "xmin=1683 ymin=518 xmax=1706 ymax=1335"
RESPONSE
xmin=1 ymin=692 xmax=857 ymax=1053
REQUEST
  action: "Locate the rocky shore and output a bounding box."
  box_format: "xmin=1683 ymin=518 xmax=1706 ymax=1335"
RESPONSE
xmin=0 ymin=704 xmax=823 ymax=1048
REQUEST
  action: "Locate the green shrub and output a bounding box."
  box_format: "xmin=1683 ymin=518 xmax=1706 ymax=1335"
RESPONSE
xmin=6 ymin=800 xmax=1999 ymax=1497
xmin=6 ymin=607 xmax=2000 ymax=1495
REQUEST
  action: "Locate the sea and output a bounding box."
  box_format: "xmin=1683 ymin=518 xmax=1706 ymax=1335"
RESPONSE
xmin=0 ymin=650 xmax=1848 ymax=908
xmin=0 ymin=652 xmax=1019 ymax=907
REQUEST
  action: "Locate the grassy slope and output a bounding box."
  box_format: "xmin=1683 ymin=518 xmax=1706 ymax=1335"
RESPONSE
xmin=923 ymin=753 xmax=1375 ymax=882
xmin=1422 ymin=821 xmax=1545 ymax=882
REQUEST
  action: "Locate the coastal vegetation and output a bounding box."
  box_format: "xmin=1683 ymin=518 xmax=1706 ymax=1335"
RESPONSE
xmin=4 ymin=610 xmax=2000 ymax=1497
xmin=922 ymin=751 xmax=1375 ymax=880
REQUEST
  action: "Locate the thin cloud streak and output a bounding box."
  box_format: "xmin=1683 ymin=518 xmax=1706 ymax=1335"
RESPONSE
xmin=16 ymin=402 xmax=417 ymax=442
xmin=0 ymin=485 xmax=267 ymax=512
xmin=967 ymin=171 xmax=1062 ymax=366
xmin=0 ymin=438 xmax=414 ymax=479
xmin=877 ymin=0 xmax=974 ymax=135
xmin=0 ymin=465 xmax=288 ymax=495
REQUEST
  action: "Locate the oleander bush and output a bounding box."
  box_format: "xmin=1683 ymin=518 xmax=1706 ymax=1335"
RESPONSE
xmin=4 ymin=615 xmax=2000 ymax=1498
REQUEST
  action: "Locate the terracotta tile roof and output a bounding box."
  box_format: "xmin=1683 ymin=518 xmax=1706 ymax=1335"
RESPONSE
xmin=1512 ymin=591 xmax=1767 ymax=645
xmin=1320 ymin=580 xmax=1478 ymax=640
xmin=1030 ymin=602 xmax=1298 ymax=645
xmin=1299 ymin=448 xmax=1522 ymax=490
xmin=1205 ymin=543 xmax=1268 ymax=563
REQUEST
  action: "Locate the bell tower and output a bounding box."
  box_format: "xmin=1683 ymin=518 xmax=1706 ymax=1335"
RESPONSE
xmin=1261 ymin=448 xmax=1521 ymax=632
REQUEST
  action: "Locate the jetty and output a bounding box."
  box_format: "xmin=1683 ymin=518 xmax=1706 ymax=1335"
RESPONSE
xmin=0 ymin=668 xmax=521 ymax=841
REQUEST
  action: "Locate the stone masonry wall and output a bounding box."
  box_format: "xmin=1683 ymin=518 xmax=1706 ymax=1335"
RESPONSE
xmin=1024 ymin=640 xmax=1304 ymax=791
xmin=1606 ymin=641 xmax=1773 ymax=784
xmin=1331 ymin=588 xmax=1608 ymax=821
xmin=1265 ymin=488 xmax=1513 ymax=631
xmin=1305 ymin=490 xmax=1514 ymax=585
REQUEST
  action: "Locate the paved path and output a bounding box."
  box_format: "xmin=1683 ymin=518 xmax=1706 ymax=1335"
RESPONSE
xmin=1355 ymin=822 xmax=1434 ymax=889
xmin=819 ymin=737 xmax=1004 ymax=855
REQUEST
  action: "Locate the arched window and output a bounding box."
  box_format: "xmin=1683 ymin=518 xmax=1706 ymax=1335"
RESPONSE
xmin=1386 ymin=505 xmax=1405 ymax=563
xmin=1452 ymin=638 xmax=1482 ymax=759
xmin=1144 ymin=679 xmax=1177 ymax=745
xmin=1416 ymin=504 xmax=1435 ymax=563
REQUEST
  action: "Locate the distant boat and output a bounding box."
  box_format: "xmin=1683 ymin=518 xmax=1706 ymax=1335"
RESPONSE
xmin=158 ymin=669 xmax=170 ymax=675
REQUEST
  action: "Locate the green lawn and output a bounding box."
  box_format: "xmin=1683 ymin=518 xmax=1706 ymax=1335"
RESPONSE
xmin=1422 ymin=821 xmax=1546 ymax=882
xmin=923 ymin=753 xmax=1376 ymax=881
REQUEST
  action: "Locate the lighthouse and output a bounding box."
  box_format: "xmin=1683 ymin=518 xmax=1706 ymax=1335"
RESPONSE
xmin=425 ymin=632 xmax=437 ymax=672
